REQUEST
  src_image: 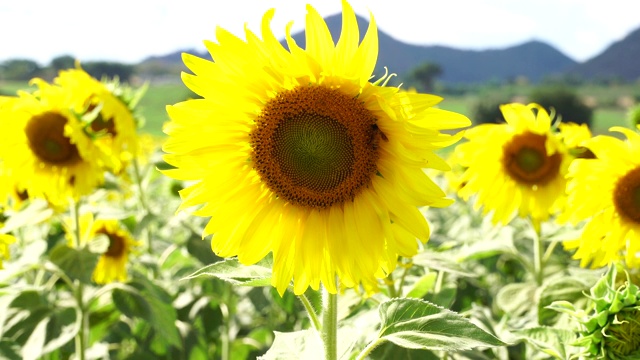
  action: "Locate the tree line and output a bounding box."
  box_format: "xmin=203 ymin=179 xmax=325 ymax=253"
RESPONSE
xmin=0 ymin=55 xmax=134 ymax=82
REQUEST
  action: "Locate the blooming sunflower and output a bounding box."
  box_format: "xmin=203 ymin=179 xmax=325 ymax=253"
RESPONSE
xmin=0 ymin=79 xmax=105 ymax=206
xmin=54 ymin=67 xmax=139 ymax=173
xmin=66 ymin=212 xmax=138 ymax=284
xmin=454 ymin=103 xmax=588 ymax=225
xmin=563 ymin=126 xmax=640 ymax=268
xmin=162 ymin=1 xmax=470 ymax=295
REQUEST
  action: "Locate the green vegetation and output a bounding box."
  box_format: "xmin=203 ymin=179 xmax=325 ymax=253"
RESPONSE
xmin=1 ymin=80 xmax=635 ymax=137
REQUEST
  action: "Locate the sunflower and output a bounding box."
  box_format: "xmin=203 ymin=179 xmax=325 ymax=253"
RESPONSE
xmin=66 ymin=212 xmax=138 ymax=283
xmin=53 ymin=67 xmax=139 ymax=173
xmin=563 ymin=126 xmax=640 ymax=268
xmin=454 ymin=103 xmax=587 ymax=225
xmin=162 ymin=1 xmax=469 ymax=295
xmin=0 ymin=79 xmax=105 ymax=206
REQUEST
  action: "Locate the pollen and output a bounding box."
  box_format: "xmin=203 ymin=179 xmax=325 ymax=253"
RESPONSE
xmin=502 ymin=131 xmax=562 ymax=186
xmin=250 ymin=85 xmax=380 ymax=209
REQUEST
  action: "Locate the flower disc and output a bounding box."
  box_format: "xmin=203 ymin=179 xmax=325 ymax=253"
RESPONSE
xmin=25 ymin=111 xmax=81 ymax=166
xmin=614 ymin=167 xmax=640 ymax=224
xmin=251 ymin=85 xmax=378 ymax=209
xmin=502 ymin=132 xmax=561 ymax=185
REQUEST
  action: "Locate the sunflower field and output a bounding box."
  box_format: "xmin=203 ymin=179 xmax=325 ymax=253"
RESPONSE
xmin=2 ymin=1 xmax=640 ymax=360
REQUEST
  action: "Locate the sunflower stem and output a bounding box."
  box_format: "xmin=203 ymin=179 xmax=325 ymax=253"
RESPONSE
xmin=132 ymin=157 xmax=154 ymax=256
xmin=321 ymin=287 xmax=338 ymax=360
xmin=299 ymin=293 xmax=321 ymax=331
xmin=532 ymin=220 xmax=544 ymax=286
xmin=355 ymin=338 xmax=386 ymax=360
xmin=70 ymin=198 xmax=87 ymax=360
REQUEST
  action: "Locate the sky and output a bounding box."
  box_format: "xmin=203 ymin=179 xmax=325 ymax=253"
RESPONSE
xmin=1 ymin=0 xmax=639 ymax=65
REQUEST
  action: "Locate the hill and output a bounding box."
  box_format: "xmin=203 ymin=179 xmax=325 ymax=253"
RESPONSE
xmin=137 ymin=14 xmax=582 ymax=85
xmin=567 ymin=27 xmax=640 ymax=81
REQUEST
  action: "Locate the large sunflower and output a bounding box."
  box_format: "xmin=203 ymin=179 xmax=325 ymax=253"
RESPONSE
xmin=454 ymin=103 xmax=587 ymax=225
xmin=0 ymin=80 xmax=105 ymax=206
xmin=162 ymin=1 xmax=469 ymax=295
xmin=54 ymin=67 xmax=139 ymax=173
xmin=563 ymin=127 xmax=640 ymax=268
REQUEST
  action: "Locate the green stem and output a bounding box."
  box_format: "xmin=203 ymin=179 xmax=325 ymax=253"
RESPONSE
xmin=132 ymin=157 xmax=155 ymax=256
xmin=355 ymin=338 xmax=386 ymax=360
xmin=434 ymin=270 xmax=445 ymax=294
xmin=321 ymin=287 xmax=338 ymax=360
xmin=532 ymin=221 xmax=544 ymax=286
xmin=74 ymin=283 xmax=87 ymax=360
xmin=299 ymin=293 xmax=321 ymax=331
xmin=70 ymin=199 xmax=87 ymax=360
xmin=385 ymin=273 xmax=398 ymax=298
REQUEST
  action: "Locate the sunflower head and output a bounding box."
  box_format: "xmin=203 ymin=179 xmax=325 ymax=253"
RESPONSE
xmin=162 ymin=1 xmax=470 ymax=295
xmin=563 ymin=126 xmax=640 ymax=268
xmin=0 ymin=80 xmax=105 ymax=206
xmin=555 ymin=265 xmax=640 ymax=359
xmin=54 ymin=67 xmax=141 ymax=173
xmin=455 ymin=103 xmax=576 ymax=225
xmin=91 ymin=219 xmax=138 ymax=284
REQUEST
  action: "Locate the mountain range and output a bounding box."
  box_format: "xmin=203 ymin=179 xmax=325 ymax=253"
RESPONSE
xmin=140 ymin=14 xmax=640 ymax=84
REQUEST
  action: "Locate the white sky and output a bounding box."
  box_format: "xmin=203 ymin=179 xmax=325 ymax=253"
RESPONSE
xmin=1 ymin=0 xmax=638 ymax=65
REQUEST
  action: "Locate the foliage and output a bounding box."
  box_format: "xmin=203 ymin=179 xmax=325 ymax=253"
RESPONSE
xmin=0 ymin=59 xmax=42 ymax=81
xmin=528 ymin=85 xmax=593 ymax=126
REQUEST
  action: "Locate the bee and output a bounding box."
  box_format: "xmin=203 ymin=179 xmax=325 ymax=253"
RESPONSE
xmin=369 ymin=123 xmax=388 ymax=150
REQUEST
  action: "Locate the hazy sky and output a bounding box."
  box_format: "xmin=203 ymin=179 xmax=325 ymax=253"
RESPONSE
xmin=1 ymin=0 xmax=638 ymax=65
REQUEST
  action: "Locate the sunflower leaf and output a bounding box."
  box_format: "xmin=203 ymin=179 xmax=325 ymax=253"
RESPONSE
xmin=375 ymin=298 xmax=506 ymax=352
xmin=181 ymin=258 xmax=272 ymax=287
xmin=48 ymin=244 xmax=99 ymax=284
xmin=514 ymin=327 xmax=578 ymax=360
xmin=258 ymin=330 xmax=322 ymax=360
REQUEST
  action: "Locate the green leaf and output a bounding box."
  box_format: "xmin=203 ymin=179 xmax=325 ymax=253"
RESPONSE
xmin=370 ymin=342 xmax=440 ymax=360
xmin=182 ymin=258 xmax=272 ymax=287
xmin=514 ymin=327 xmax=578 ymax=360
xmin=495 ymin=282 xmax=537 ymax=317
xmin=0 ymin=340 xmax=21 ymax=360
xmin=0 ymin=199 xmax=53 ymax=234
xmin=48 ymin=244 xmax=99 ymax=284
xmin=376 ymin=298 xmax=505 ymax=352
xmin=113 ymin=275 xmax=182 ymax=349
xmin=412 ymin=251 xmax=478 ymax=277
xmin=112 ymin=288 xmax=151 ymax=319
xmin=538 ymin=277 xmax=590 ymax=325
xmin=258 ymin=330 xmax=322 ymax=360
xmin=405 ymin=273 xmax=437 ymax=299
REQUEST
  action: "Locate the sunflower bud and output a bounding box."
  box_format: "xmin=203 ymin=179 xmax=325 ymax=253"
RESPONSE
xmin=556 ymin=265 xmax=640 ymax=359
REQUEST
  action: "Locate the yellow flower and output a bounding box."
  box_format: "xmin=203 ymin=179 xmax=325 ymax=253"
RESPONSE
xmin=563 ymin=126 xmax=640 ymax=268
xmin=0 ymin=233 xmax=16 ymax=269
xmin=162 ymin=1 xmax=469 ymax=295
xmin=0 ymin=80 xmax=105 ymax=206
xmin=54 ymin=67 xmax=139 ymax=173
xmin=67 ymin=212 xmax=138 ymax=284
xmin=455 ymin=103 xmax=582 ymax=225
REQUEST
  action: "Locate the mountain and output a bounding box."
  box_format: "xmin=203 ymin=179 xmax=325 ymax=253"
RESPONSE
xmin=567 ymin=27 xmax=640 ymax=81
xmin=285 ymin=14 xmax=577 ymax=84
xmin=139 ymin=14 xmax=613 ymax=84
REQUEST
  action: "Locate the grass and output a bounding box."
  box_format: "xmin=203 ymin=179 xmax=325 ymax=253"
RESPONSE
xmin=136 ymin=82 xmax=194 ymax=137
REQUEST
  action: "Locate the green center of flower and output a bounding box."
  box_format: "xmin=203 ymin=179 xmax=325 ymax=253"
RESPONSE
xmin=97 ymin=229 xmax=127 ymax=258
xmin=502 ymin=132 xmax=562 ymax=185
xmin=613 ymin=167 xmax=640 ymax=224
xmin=272 ymin=113 xmax=354 ymax=192
xmin=25 ymin=111 xmax=81 ymax=165
xmin=250 ymin=85 xmax=380 ymax=209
